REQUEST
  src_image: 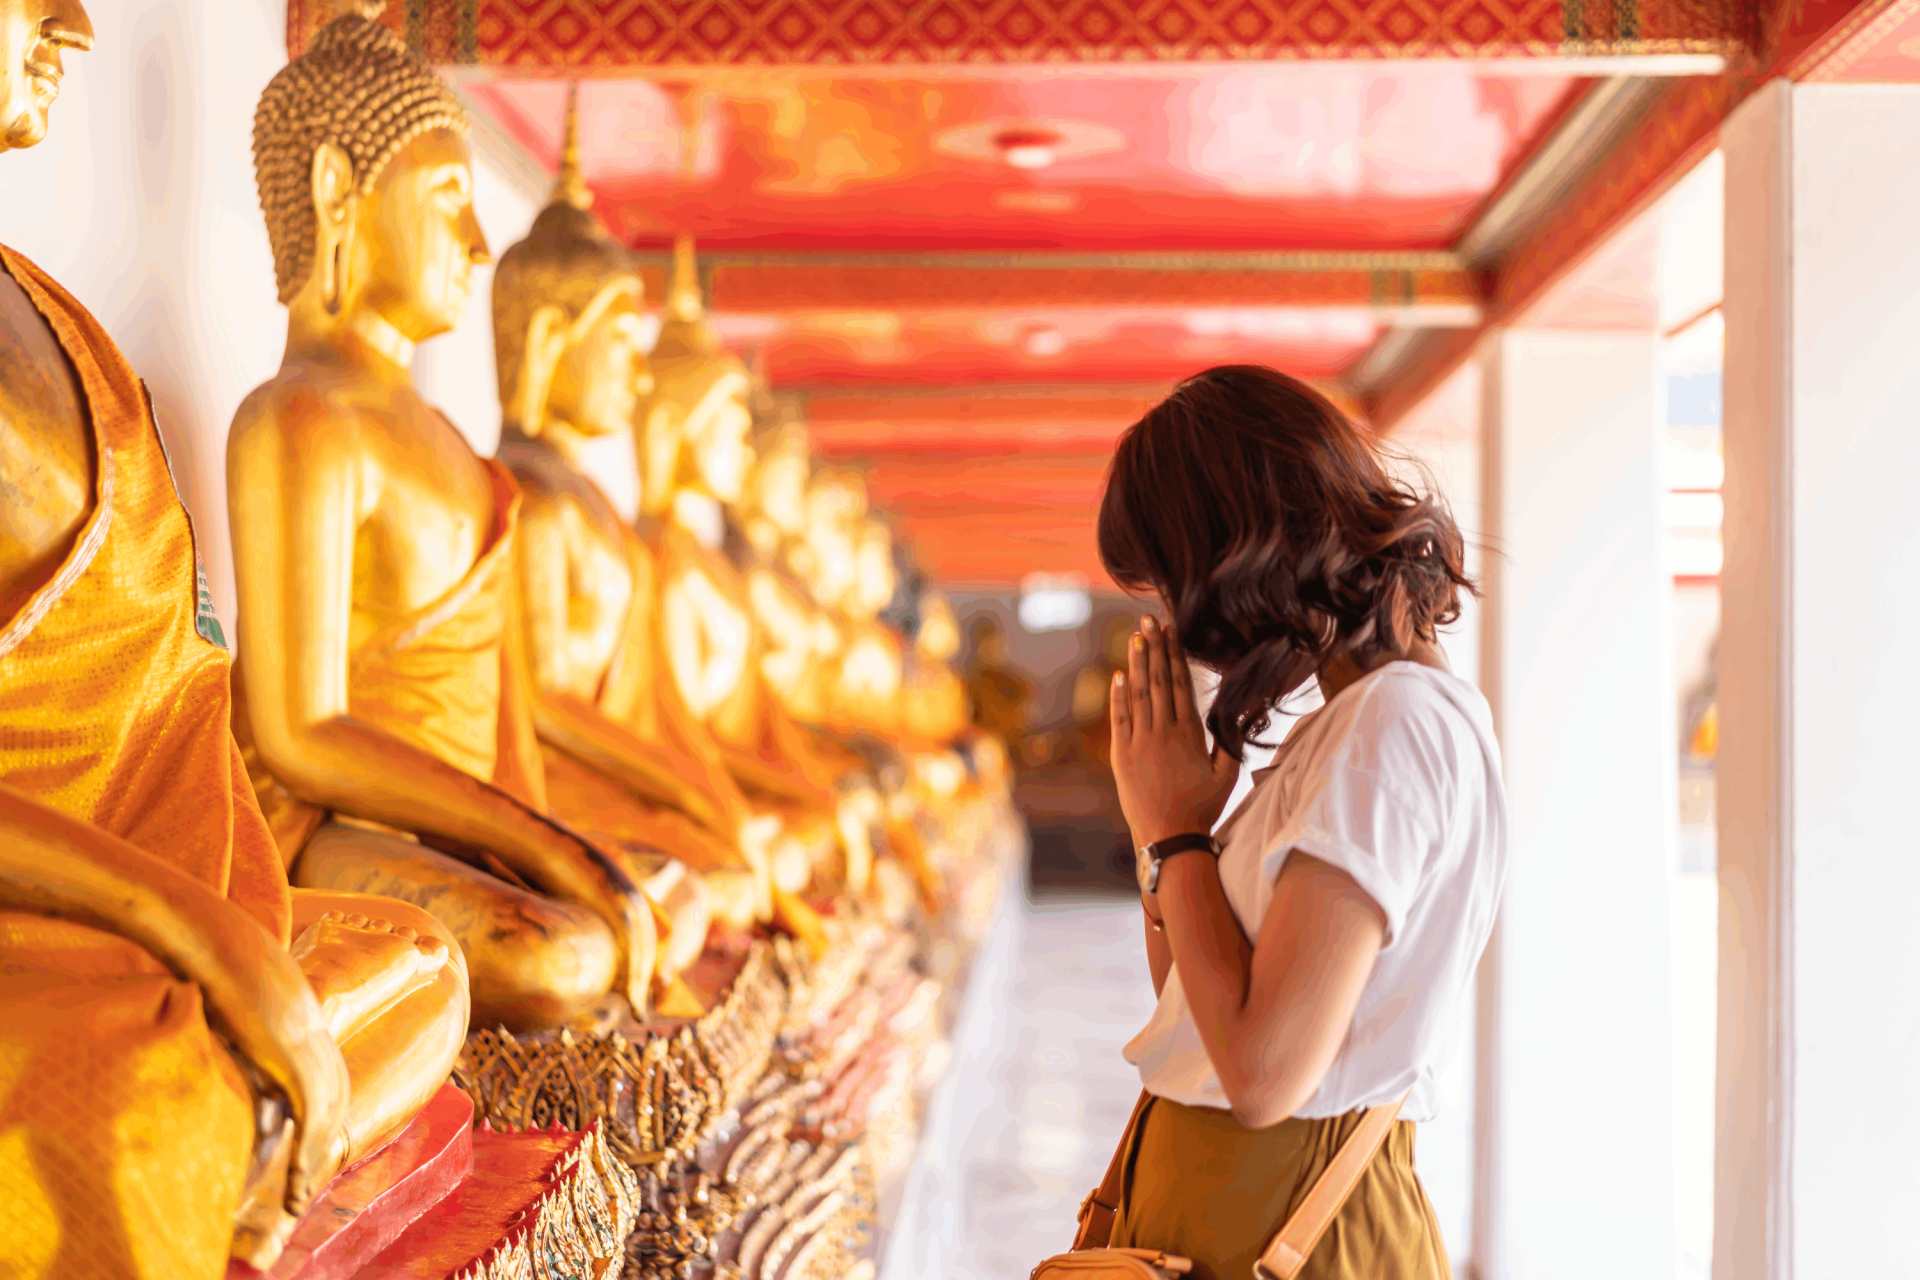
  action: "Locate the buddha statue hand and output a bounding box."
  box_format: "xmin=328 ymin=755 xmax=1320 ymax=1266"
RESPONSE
xmin=508 ymin=808 xmax=660 ymax=1017
xmin=0 ymin=787 xmax=351 ymax=1216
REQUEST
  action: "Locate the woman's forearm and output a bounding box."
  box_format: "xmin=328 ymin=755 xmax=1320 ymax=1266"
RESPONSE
xmin=1142 ymin=890 xmax=1173 ymax=996
xmin=1159 ymin=850 xmax=1387 ymax=1128
xmin=1155 ymin=851 xmax=1303 ymax=1123
xmin=1156 ymin=849 xmax=1255 ymax=1024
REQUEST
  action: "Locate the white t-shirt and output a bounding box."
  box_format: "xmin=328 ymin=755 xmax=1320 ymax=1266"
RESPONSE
xmin=1122 ymin=662 xmax=1507 ymax=1122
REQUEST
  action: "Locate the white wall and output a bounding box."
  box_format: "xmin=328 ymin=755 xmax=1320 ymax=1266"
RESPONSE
xmin=3 ymin=0 xmax=549 ymax=632
xmin=5 ymin=0 xmax=287 ymax=629
xmin=1383 ymin=357 xmax=1482 ymax=1271
xmin=409 ymin=154 xmax=643 ymax=523
xmin=1479 ymin=330 xmax=1675 ymax=1279
xmin=1719 ymin=80 xmax=1920 ymax=1279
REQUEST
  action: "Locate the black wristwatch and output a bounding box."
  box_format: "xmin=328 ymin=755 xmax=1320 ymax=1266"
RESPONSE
xmin=1135 ymin=832 xmax=1222 ymax=894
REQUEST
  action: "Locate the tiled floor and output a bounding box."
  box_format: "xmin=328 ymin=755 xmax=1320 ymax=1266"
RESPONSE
xmin=881 ymin=891 xmax=1154 ymax=1280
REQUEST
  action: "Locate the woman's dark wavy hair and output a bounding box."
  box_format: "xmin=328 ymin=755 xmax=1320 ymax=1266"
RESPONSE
xmin=1097 ymin=365 xmax=1474 ymax=761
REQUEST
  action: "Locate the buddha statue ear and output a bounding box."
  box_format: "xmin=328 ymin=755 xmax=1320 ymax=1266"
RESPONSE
xmin=310 ymin=143 xmax=358 ymax=317
xmin=515 ymin=304 xmax=570 ymax=436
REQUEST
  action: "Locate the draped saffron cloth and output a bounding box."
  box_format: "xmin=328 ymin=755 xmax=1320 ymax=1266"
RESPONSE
xmin=0 ymin=245 xmax=279 ymax=1280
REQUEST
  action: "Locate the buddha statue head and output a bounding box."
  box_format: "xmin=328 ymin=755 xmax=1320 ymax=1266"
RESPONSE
xmin=492 ymin=87 xmax=649 ymax=446
xmin=0 ymin=0 xmax=90 ymax=154
xmin=741 ymin=414 xmax=812 ymax=563
xmin=788 ymin=469 xmax=865 ymax=611
xmin=916 ymin=590 xmax=961 ymax=663
xmin=639 ymin=236 xmax=753 ymax=515
xmin=847 ymin=517 xmax=898 ymax=623
xmin=252 ymin=0 xmax=487 ymax=350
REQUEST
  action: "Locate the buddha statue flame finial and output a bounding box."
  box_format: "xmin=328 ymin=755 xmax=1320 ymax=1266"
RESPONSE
xmin=667 ymin=233 xmax=704 ymax=324
xmin=555 ymin=83 xmax=593 ymax=212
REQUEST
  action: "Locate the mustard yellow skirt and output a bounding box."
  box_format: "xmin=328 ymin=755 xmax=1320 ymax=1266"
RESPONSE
xmin=1108 ymin=1096 xmax=1450 ymax=1280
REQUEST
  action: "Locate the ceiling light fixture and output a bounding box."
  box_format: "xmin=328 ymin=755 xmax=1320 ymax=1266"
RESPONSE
xmin=993 ymin=126 xmax=1064 ymax=170
xmin=1022 ymin=325 xmax=1067 ymax=358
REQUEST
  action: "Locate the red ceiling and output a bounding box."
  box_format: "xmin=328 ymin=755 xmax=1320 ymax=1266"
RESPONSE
xmin=809 ymin=395 xmax=1145 ymax=587
xmin=428 ymin=0 xmax=1920 ymax=586
xmin=459 ymin=65 xmax=1585 ymax=584
xmin=469 ymin=69 xmax=1581 ymax=253
xmin=735 ymin=304 xmax=1383 ymax=386
xmin=464 ymin=66 xmax=1534 ymax=393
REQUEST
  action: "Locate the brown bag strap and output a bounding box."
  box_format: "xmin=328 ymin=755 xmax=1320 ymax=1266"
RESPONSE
xmin=1252 ymin=1090 xmax=1410 ymax=1280
xmin=1071 ymin=1090 xmax=1152 ymax=1251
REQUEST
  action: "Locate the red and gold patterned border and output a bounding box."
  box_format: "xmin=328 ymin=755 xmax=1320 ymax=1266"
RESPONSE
xmin=706 ymin=264 xmax=1480 ymax=312
xmin=289 ymin=0 xmax=1743 ymax=66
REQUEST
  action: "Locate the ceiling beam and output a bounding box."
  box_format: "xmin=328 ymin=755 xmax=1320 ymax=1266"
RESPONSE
xmin=628 ymin=256 xmax=1484 ymax=318
xmin=301 ymin=0 xmax=1744 ymax=69
xmin=1455 ymin=77 xmax=1671 ymax=268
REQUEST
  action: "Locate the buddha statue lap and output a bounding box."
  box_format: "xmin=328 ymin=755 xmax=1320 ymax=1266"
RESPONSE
xmin=227 ymin=3 xmax=656 ymax=1031
xmin=488 ymin=99 xmax=776 ymax=1002
xmin=0 ymin=6 xmax=466 ymax=1272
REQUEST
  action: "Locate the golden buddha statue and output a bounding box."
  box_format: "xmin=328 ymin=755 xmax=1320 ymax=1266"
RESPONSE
xmin=489 ymin=95 xmax=774 ymax=998
xmin=833 ymin=514 xmax=910 ymax=739
xmin=737 ymin=418 xmax=847 ymax=734
xmin=965 ymin=613 xmax=1034 ymax=754
xmin=642 ymin=240 xmax=873 ymax=903
xmin=0 ymin=4 xmax=466 ymax=1273
xmin=228 ymin=2 xmax=656 ymax=1031
xmin=901 ymin=589 xmax=972 ymax=747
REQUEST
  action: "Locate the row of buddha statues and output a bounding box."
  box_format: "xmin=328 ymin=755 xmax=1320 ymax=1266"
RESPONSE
xmin=0 ymin=3 xmax=1009 ymax=1277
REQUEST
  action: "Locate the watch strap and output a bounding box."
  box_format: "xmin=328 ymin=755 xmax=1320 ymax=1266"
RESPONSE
xmin=1146 ymin=832 xmax=1220 ymax=860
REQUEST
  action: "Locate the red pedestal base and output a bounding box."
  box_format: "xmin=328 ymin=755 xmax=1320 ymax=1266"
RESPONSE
xmin=356 ymin=1125 xmax=608 ymax=1278
xmin=229 ymin=1085 xmax=475 ymax=1280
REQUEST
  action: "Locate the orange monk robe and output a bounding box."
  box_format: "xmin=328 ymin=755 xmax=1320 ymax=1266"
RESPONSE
xmin=0 ymin=246 xmax=279 ymax=1280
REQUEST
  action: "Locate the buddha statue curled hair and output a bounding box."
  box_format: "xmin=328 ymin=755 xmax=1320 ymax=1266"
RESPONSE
xmin=251 ymin=0 xmax=468 ymax=302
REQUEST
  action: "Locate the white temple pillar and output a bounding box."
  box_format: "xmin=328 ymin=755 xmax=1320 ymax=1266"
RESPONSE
xmin=1476 ymin=329 xmax=1674 ymax=1279
xmin=1718 ymin=80 xmax=1920 ymax=1279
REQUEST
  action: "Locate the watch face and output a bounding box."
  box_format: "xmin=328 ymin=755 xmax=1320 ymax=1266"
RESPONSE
xmin=1134 ymin=844 xmax=1153 ymax=893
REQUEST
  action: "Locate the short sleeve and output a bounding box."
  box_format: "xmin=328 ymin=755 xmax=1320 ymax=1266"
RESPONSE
xmin=1257 ymin=676 xmax=1455 ymax=947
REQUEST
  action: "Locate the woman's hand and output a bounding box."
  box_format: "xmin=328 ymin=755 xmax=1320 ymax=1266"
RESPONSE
xmin=1111 ymin=615 xmax=1239 ymax=848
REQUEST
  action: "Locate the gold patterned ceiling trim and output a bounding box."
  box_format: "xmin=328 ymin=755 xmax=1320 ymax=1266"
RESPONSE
xmin=290 ymin=0 xmax=1748 ymax=66
xmin=630 ymin=249 xmax=1471 ymax=272
xmin=687 ymin=263 xmax=1483 ymax=313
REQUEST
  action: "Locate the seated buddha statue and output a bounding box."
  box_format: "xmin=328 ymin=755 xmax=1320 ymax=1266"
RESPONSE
xmin=833 ymin=514 xmax=911 ymax=740
xmin=0 ymin=6 xmax=465 ymax=1272
xmin=227 ymin=3 xmax=655 ymax=1031
xmin=488 ymin=98 xmax=773 ymax=997
xmin=901 ymin=589 xmax=974 ymax=748
xmin=641 ymin=240 xmax=873 ymax=901
xmin=737 ymin=420 xmax=853 ymax=742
